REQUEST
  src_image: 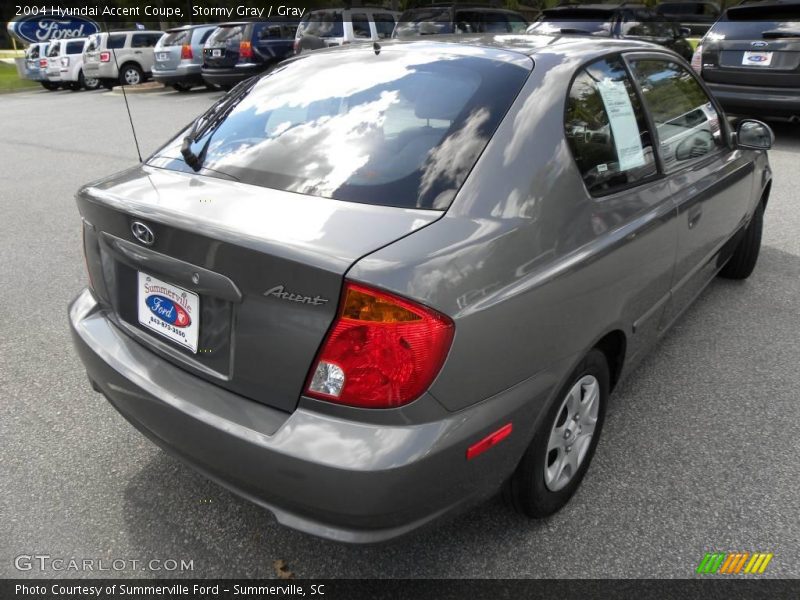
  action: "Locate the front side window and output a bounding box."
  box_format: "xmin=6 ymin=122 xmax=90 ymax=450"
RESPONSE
xmin=565 ymin=56 xmax=657 ymax=195
xmin=352 ymin=14 xmax=372 ymax=38
xmin=152 ymin=48 xmax=530 ymax=210
xmin=629 ymin=59 xmax=724 ymax=172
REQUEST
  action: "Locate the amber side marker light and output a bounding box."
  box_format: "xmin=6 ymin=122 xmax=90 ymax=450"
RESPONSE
xmin=466 ymin=423 xmax=513 ymax=460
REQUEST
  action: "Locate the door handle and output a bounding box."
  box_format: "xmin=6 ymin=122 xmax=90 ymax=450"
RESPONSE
xmin=134 ymin=50 xmax=142 ymax=54
xmin=688 ymin=206 xmax=703 ymax=230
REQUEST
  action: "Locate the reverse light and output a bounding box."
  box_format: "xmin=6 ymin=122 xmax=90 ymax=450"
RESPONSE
xmin=181 ymin=43 xmax=193 ymax=60
xmin=691 ymin=44 xmax=703 ymax=73
xmin=100 ymin=51 xmax=111 ymax=62
xmin=239 ymin=41 xmax=253 ymax=60
xmin=305 ymin=282 xmax=454 ymax=408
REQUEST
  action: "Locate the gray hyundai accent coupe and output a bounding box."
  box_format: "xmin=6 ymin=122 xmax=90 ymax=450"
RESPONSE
xmin=70 ymin=35 xmax=773 ymax=542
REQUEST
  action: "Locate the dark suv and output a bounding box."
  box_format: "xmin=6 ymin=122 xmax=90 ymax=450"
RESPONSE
xmin=692 ymin=0 xmax=800 ymax=120
xmin=656 ymin=2 xmax=721 ymax=36
xmin=393 ymin=4 xmax=528 ymax=37
xmin=527 ymin=4 xmax=694 ymax=61
xmin=202 ymin=21 xmax=297 ymax=89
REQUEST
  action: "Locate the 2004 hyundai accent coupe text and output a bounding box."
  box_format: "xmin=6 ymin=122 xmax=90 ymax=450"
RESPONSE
xmin=69 ymin=35 xmax=774 ymax=542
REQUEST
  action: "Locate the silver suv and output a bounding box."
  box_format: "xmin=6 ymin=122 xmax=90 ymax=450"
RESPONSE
xmin=152 ymin=24 xmax=218 ymax=92
xmin=83 ymin=30 xmax=164 ymax=89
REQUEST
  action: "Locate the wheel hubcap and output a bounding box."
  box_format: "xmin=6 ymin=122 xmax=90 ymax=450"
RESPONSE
xmin=125 ymin=70 xmax=140 ymax=85
xmin=544 ymin=375 xmax=599 ymax=492
xmin=85 ymin=77 xmax=98 ymax=87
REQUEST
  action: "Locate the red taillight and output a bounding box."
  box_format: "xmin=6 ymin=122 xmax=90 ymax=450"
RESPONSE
xmin=239 ymin=41 xmax=253 ymax=60
xmin=100 ymin=51 xmax=111 ymax=62
xmin=690 ymin=44 xmax=703 ymax=74
xmin=293 ymin=39 xmax=300 ymax=54
xmin=305 ymin=282 xmax=454 ymax=408
xmin=39 ymin=58 xmax=47 ymax=68
xmin=181 ymin=43 xmax=193 ymax=60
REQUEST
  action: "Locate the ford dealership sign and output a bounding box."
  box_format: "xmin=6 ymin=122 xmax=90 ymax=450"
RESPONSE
xmin=7 ymin=15 xmax=100 ymax=44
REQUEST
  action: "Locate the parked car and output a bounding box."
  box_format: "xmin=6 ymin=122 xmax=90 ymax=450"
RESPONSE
xmin=691 ymin=0 xmax=800 ymax=120
xmin=202 ymin=21 xmax=297 ymax=89
xmin=294 ymin=8 xmax=400 ymax=54
xmin=656 ymin=1 xmax=721 ymax=36
xmin=57 ymin=37 xmax=101 ymax=91
xmin=393 ymin=4 xmax=529 ymax=37
xmin=71 ymin=36 xmax=772 ymax=543
xmin=83 ymin=30 xmax=164 ymax=89
xmin=23 ymin=42 xmax=56 ymax=90
xmin=527 ymin=4 xmax=694 ymax=61
xmin=152 ymin=24 xmax=218 ymax=92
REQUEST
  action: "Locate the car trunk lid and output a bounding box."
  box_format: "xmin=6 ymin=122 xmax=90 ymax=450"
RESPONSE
xmin=77 ymin=165 xmax=441 ymax=413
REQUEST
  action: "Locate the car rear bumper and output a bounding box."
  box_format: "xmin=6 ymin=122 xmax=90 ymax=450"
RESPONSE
xmin=153 ymin=64 xmax=203 ymax=86
xmin=201 ymin=65 xmax=265 ymax=87
xmin=84 ymin=62 xmax=117 ymax=79
xmin=706 ymin=81 xmax=800 ymax=119
xmin=69 ymin=288 xmax=549 ymax=542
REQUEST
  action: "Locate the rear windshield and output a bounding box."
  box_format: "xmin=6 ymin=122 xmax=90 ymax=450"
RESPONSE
xmin=152 ymin=48 xmax=530 ymax=210
xmin=162 ymin=29 xmax=191 ymax=46
xmin=297 ymin=12 xmax=344 ymax=38
xmin=394 ymin=8 xmax=454 ymax=36
xmin=710 ymin=6 xmax=800 ymax=39
xmin=207 ymin=25 xmax=245 ymax=46
xmin=530 ymin=11 xmax=614 ymax=35
xmin=658 ymin=3 xmax=719 ymax=17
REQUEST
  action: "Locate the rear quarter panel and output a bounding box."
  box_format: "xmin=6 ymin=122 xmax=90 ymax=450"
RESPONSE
xmin=349 ymin=46 xmax=680 ymax=412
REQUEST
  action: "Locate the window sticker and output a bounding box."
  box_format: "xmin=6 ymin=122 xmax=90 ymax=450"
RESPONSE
xmin=596 ymin=79 xmax=646 ymax=172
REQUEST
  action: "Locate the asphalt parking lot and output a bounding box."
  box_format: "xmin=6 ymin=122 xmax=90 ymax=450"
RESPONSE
xmin=1 ymin=85 xmax=799 ymax=579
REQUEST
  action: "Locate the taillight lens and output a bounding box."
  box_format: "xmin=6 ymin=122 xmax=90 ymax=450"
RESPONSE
xmin=239 ymin=41 xmax=253 ymax=60
xmin=691 ymin=44 xmax=703 ymax=74
xmin=293 ymin=39 xmax=300 ymax=54
xmin=181 ymin=43 xmax=193 ymax=60
xmin=39 ymin=58 xmax=47 ymax=68
xmin=305 ymin=282 xmax=454 ymax=408
xmin=100 ymin=51 xmax=111 ymax=62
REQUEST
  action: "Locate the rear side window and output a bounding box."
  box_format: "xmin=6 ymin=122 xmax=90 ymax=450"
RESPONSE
xmin=132 ymin=33 xmax=160 ymax=48
xmin=66 ymin=41 xmax=84 ymax=54
xmin=629 ymin=59 xmax=724 ymax=172
xmin=107 ymin=34 xmax=126 ymax=49
xmin=564 ymin=56 xmax=657 ymax=195
xmin=156 ymin=49 xmax=531 ymax=209
xmin=162 ymin=30 xmax=190 ymax=47
xmin=374 ymin=13 xmax=396 ymax=39
xmin=352 ymin=13 xmax=372 ymax=38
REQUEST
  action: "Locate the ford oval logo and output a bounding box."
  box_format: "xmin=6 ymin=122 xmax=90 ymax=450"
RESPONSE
xmin=146 ymin=295 xmax=191 ymax=328
xmin=751 ymin=41 xmax=768 ymax=48
xmin=7 ymin=15 xmax=100 ymax=44
xmin=131 ymin=221 xmax=155 ymax=246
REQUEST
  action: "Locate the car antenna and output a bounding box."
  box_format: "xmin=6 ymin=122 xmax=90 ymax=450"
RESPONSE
xmin=103 ymin=20 xmax=143 ymax=162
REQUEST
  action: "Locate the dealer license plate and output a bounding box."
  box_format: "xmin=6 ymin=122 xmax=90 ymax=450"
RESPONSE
xmin=137 ymin=272 xmax=200 ymax=353
xmin=742 ymin=51 xmax=773 ymax=67
xmin=156 ymin=52 xmax=169 ymax=61
xmin=212 ymin=48 xmax=222 ymax=58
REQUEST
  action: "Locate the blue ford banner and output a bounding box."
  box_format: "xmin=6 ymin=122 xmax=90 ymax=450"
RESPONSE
xmin=7 ymin=15 xmax=100 ymax=44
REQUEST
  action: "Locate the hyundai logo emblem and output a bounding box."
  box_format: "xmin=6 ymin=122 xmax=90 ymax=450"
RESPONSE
xmin=131 ymin=221 xmax=155 ymax=246
xmin=751 ymin=41 xmax=768 ymax=48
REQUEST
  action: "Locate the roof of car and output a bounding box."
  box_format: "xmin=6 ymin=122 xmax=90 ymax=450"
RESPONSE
xmin=543 ymin=3 xmax=649 ymax=11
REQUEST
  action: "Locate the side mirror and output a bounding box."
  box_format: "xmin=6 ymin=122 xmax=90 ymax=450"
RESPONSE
xmin=736 ymin=119 xmax=774 ymax=150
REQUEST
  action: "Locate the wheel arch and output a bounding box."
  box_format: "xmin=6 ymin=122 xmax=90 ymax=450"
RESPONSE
xmin=593 ymin=329 xmax=627 ymax=392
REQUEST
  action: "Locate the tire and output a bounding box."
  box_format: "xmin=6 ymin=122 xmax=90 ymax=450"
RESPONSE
xmin=504 ymin=349 xmax=609 ymax=518
xmin=119 ymin=63 xmax=143 ymax=86
xmin=81 ymin=71 xmax=100 ymax=91
xmin=719 ymin=201 xmax=764 ymax=280
xmin=40 ymin=81 xmax=59 ymax=91
xmin=172 ymin=83 xmax=192 ymax=92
